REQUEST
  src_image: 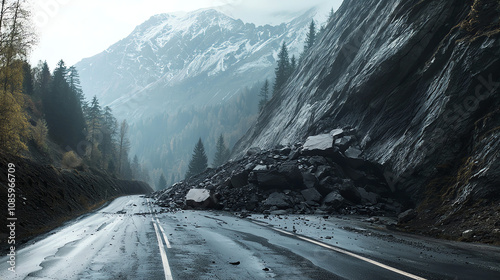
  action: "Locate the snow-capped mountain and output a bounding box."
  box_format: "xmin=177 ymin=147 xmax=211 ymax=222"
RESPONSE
xmin=76 ymin=8 xmax=317 ymax=121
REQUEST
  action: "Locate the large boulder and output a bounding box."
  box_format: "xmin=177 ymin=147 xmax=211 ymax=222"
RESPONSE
xmin=254 ymin=162 xmax=303 ymax=190
xmin=263 ymin=192 xmax=291 ymax=209
xmin=357 ymin=187 xmax=379 ymax=204
xmin=277 ymin=162 xmax=303 ymax=186
xmin=302 ymin=171 xmax=319 ymax=189
xmin=185 ymin=189 xmax=217 ymax=209
xmin=323 ymin=191 xmax=345 ymax=209
xmin=301 ymin=188 xmax=322 ymax=203
xmin=301 ymin=134 xmax=335 ymax=157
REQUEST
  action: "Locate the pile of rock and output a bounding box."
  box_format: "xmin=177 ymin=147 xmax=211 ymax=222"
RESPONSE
xmin=153 ymin=128 xmax=404 ymax=216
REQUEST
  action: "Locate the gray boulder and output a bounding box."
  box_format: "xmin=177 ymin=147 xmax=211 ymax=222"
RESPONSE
xmin=323 ymin=191 xmax=345 ymax=209
xmin=301 ymin=134 xmax=335 ymax=156
xmin=264 ymin=192 xmax=291 ymax=209
xmin=301 ymin=188 xmax=322 ymax=203
xmin=302 ymin=171 xmax=319 ymax=189
xmin=185 ymin=189 xmax=217 ymax=209
xmin=357 ymin=187 xmax=379 ymax=204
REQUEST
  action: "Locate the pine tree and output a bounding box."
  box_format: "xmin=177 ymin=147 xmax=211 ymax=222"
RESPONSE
xmin=22 ymin=61 xmax=33 ymax=95
xmin=87 ymin=95 xmax=102 ymax=162
xmin=213 ymin=134 xmax=230 ymax=167
xmin=304 ymin=20 xmax=316 ymax=52
xmin=43 ymin=60 xmax=86 ymax=150
xmin=158 ymin=173 xmax=167 ymax=190
xmin=290 ymin=55 xmax=297 ymax=73
xmin=121 ymin=150 xmax=133 ymax=180
xmin=131 ymin=155 xmax=140 ymax=179
xmin=67 ymin=66 xmax=85 ymax=107
xmin=258 ymin=79 xmax=269 ymax=112
xmin=100 ymin=106 xmax=117 ymax=169
xmin=328 ymin=8 xmax=335 ymax=22
xmin=185 ymin=138 xmax=208 ymax=179
xmin=273 ymin=42 xmax=291 ymax=95
xmin=34 ymin=61 xmax=51 ymax=99
xmin=118 ymin=119 xmax=130 ymax=175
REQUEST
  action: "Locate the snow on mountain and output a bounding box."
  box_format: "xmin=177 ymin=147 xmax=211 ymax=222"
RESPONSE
xmin=76 ymin=8 xmax=319 ymax=122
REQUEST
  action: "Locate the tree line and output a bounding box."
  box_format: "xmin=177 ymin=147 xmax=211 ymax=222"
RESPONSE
xmin=0 ymin=0 xmax=148 ymax=183
xmin=258 ymin=8 xmax=335 ymax=112
xmin=156 ymin=134 xmax=230 ymax=189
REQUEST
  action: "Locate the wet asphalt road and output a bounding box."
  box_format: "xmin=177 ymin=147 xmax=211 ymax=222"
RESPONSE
xmin=1 ymin=195 xmax=499 ymax=280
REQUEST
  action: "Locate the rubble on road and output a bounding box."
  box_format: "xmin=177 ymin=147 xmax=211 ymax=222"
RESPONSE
xmin=153 ymin=128 xmax=407 ymax=217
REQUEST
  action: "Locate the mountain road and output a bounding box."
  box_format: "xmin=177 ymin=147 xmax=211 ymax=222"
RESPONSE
xmin=1 ymin=195 xmax=499 ymax=279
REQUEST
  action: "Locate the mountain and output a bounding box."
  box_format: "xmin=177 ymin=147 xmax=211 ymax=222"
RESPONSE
xmin=76 ymin=8 xmax=316 ymax=121
xmin=76 ymin=8 xmax=323 ymax=185
xmin=234 ymin=0 xmax=500 ymax=240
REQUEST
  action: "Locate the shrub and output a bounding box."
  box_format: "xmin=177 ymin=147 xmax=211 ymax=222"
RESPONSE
xmin=31 ymin=118 xmax=48 ymax=150
xmin=62 ymin=151 xmax=82 ymax=169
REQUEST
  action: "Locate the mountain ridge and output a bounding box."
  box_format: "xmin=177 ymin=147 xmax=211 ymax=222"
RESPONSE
xmin=76 ymin=8 xmax=317 ymax=121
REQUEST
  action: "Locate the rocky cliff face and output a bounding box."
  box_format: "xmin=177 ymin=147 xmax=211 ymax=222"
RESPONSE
xmin=233 ymin=0 xmax=500 ymax=242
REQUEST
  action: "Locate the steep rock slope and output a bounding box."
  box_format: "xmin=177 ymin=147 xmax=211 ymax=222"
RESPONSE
xmin=234 ymin=0 xmax=500 ymax=242
xmin=0 ymin=152 xmax=152 ymax=249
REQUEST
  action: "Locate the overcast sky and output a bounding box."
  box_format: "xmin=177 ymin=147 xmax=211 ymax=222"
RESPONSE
xmin=30 ymin=0 xmax=343 ymax=69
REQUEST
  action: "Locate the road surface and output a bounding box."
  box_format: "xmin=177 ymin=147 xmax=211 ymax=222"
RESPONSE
xmin=1 ymin=195 xmax=499 ymax=279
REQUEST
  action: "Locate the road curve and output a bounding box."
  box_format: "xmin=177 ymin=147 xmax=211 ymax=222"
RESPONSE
xmin=1 ymin=195 xmax=499 ymax=279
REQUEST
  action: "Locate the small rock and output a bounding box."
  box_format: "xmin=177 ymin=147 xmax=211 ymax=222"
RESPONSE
xmin=330 ymin=128 xmax=345 ymax=138
xmin=462 ymin=229 xmax=474 ymax=239
xmin=229 ymin=261 xmax=240 ymax=265
xmin=253 ymin=165 xmax=268 ymax=171
xmin=344 ymin=147 xmax=362 ymax=159
xmin=335 ymin=136 xmax=353 ymax=150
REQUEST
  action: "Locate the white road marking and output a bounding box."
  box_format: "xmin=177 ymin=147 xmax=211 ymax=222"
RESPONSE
xmin=157 ymin=218 xmax=172 ymax=248
xmin=148 ymin=199 xmax=174 ymax=280
xmin=260 ymin=223 xmax=427 ymax=280
xmin=153 ymin=221 xmax=174 ymax=280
